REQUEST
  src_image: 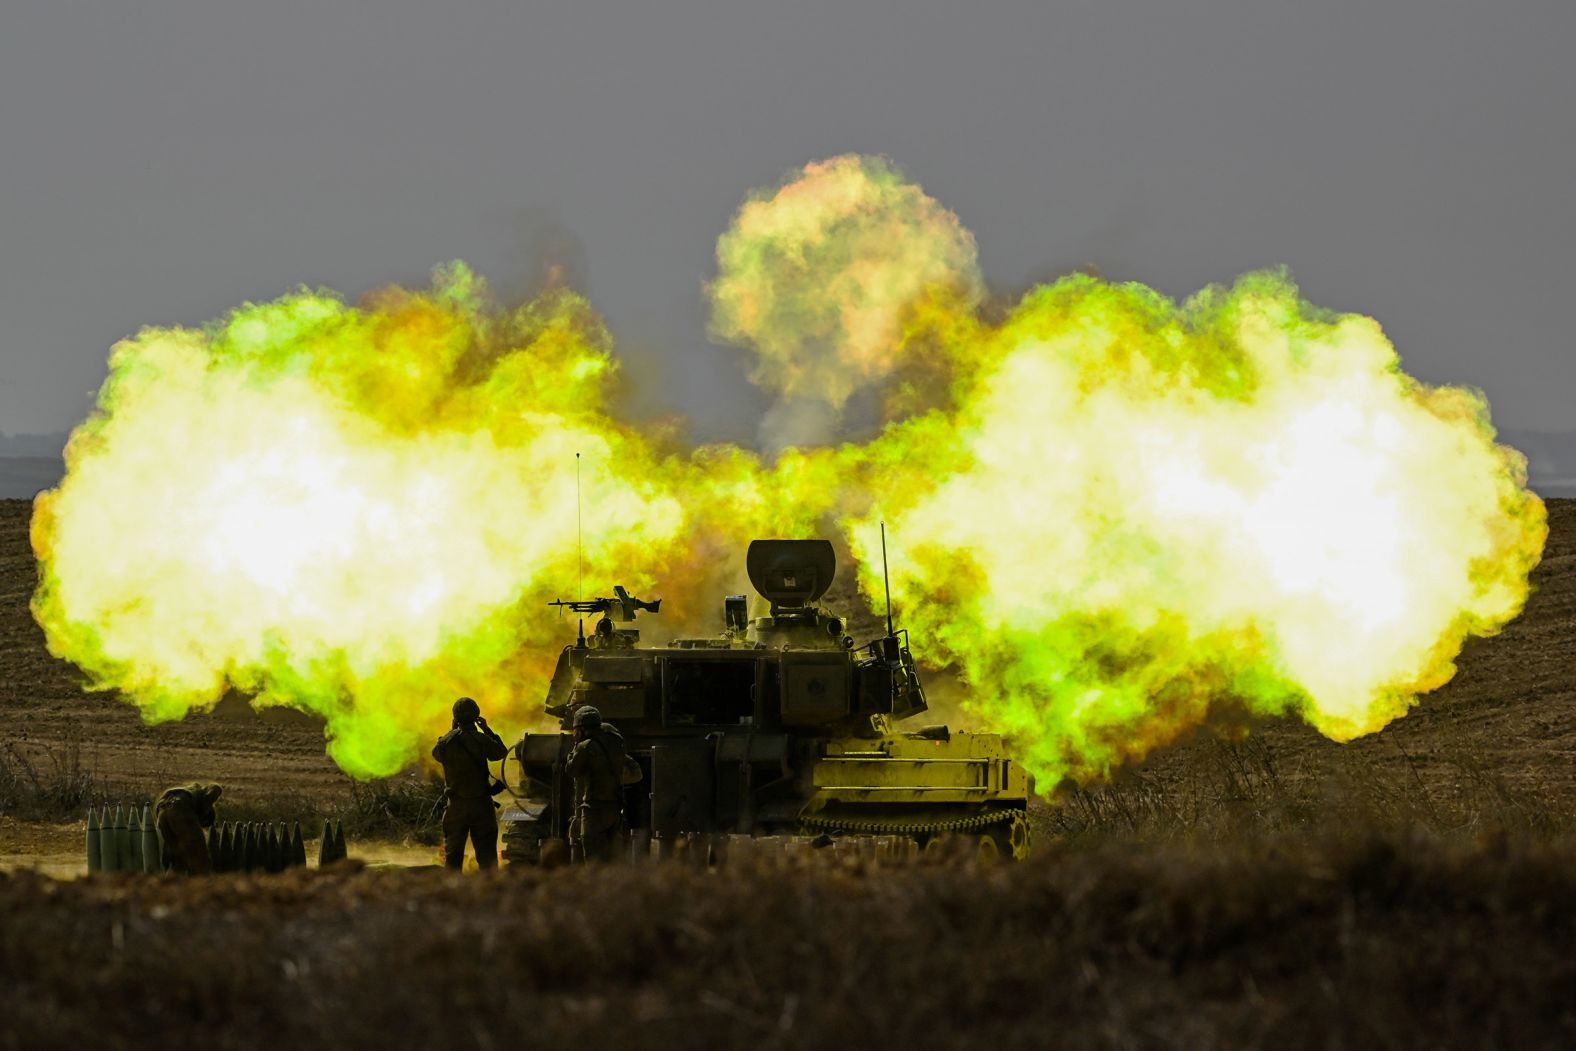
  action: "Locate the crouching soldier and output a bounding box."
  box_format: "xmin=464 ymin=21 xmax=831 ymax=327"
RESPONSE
xmin=155 ymin=782 xmax=222 ymax=875
xmin=432 ymin=696 xmax=508 ymax=871
xmin=565 ymin=706 xmax=643 ymax=863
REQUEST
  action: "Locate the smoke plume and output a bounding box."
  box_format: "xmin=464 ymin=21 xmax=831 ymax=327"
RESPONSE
xmin=31 ymin=156 xmax=1546 ymax=785
xmin=708 ymin=155 xmax=983 ymax=444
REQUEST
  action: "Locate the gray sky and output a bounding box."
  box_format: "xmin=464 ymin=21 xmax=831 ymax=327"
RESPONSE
xmin=2 ymin=0 xmax=1572 ymax=443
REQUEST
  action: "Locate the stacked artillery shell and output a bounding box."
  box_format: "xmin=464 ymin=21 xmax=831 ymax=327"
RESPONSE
xmin=140 ymin=806 xmax=159 ymax=874
xmin=251 ymin=823 xmax=264 ymax=873
xmin=238 ymin=823 xmax=252 ymax=872
xmin=127 ymin=806 xmax=144 ymax=873
xmin=290 ymin=822 xmax=306 ymax=868
xmin=105 ymin=806 xmax=119 ymax=872
xmin=115 ymin=806 xmax=132 ymax=872
xmin=207 ymin=822 xmax=223 ymax=872
xmin=84 ymin=804 xmax=173 ymax=874
xmin=268 ymin=824 xmax=284 ymax=873
xmin=317 ymin=820 xmax=348 ymax=866
xmin=97 ymin=807 xmax=112 ymax=872
xmin=86 ymin=808 xmax=101 ymax=872
xmin=98 ymin=806 xmax=120 ymax=873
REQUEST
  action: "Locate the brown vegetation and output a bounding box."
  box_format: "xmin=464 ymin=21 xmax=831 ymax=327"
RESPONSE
xmin=2 ymin=833 xmax=1572 ymax=1050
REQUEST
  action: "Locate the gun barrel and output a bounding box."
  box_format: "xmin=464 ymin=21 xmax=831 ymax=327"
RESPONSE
xmin=548 ymin=593 xmax=660 ymax=617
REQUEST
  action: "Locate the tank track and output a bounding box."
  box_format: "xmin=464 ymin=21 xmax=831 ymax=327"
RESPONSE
xmin=798 ymin=808 xmax=1018 ymax=836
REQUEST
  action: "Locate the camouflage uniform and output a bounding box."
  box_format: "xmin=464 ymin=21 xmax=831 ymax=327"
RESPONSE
xmin=155 ymin=782 xmax=222 ymax=875
xmin=565 ymin=716 xmax=640 ymax=863
xmin=432 ymin=700 xmax=509 ymax=870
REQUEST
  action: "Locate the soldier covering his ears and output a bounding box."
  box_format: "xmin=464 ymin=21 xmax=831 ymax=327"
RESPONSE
xmin=431 ymin=696 xmax=508 ymax=870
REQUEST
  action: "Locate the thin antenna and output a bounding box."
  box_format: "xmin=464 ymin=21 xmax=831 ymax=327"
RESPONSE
xmin=576 ymin=452 xmax=584 ymax=602
xmin=881 ymin=521 xmax=894 ymax=637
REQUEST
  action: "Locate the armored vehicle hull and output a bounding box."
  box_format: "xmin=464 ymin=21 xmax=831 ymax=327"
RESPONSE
xmin=504 ymin=540 xmax=1033 ymax=861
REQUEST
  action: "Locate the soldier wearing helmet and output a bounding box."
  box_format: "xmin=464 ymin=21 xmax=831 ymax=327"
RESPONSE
xmin=431 ymin=696 xmax=508 ymax=870
xmin=155 ymin=781 xmax=223 ymax=874
xmin=564 ymin=705 xmax=643 ymax=863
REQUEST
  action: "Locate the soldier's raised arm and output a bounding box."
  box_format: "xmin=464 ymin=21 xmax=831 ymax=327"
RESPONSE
xmin=475 ymin=715 xmax=508 ymax=760
xmin=194 ymin=783 xmax=223 ymax=827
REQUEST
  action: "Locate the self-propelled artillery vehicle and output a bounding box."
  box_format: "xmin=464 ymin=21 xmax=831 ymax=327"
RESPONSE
xmin=502 ymin=539 xmax=1033 ymax=861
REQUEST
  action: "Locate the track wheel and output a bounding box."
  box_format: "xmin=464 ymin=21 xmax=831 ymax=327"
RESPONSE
xmin=978 ymin=812 xmax=1030 ymax=862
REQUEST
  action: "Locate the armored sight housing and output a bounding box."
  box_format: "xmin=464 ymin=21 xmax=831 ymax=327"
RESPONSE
xmin=503 ymin=539 xmax=1033 ymax=861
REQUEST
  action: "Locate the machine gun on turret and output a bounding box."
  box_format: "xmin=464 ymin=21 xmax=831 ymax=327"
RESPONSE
xmin=549 ymin=585 xmax=661 ymax=649
xmin=549 ymin=585 xmax=661 ymax=622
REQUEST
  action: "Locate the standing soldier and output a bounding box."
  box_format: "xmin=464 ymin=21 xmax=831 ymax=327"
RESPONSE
xmin=431 ymin=697 xmax=508 ymax=871
xmin=565 ymin=706 xmax=642 ymax=863
xmin=155 ymin=782 xmax=223 ymax=875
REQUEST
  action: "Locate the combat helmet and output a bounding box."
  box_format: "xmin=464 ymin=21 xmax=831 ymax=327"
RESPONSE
xmin=572 ymin=705 xmax=602 ymax=730
xmin=453 ymin=696 xmax=481 ymax=723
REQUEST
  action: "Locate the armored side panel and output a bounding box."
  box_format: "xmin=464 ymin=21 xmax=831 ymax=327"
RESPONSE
xmin=780 ymin=651 xmax=851 ymax=725
xmin=578 ymin=654 xmax=648 ymax=720
xmin=649 ymin=742 xmax=716 ymax=837
xmin=661 ymin=653 xmax=758 ymax=728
